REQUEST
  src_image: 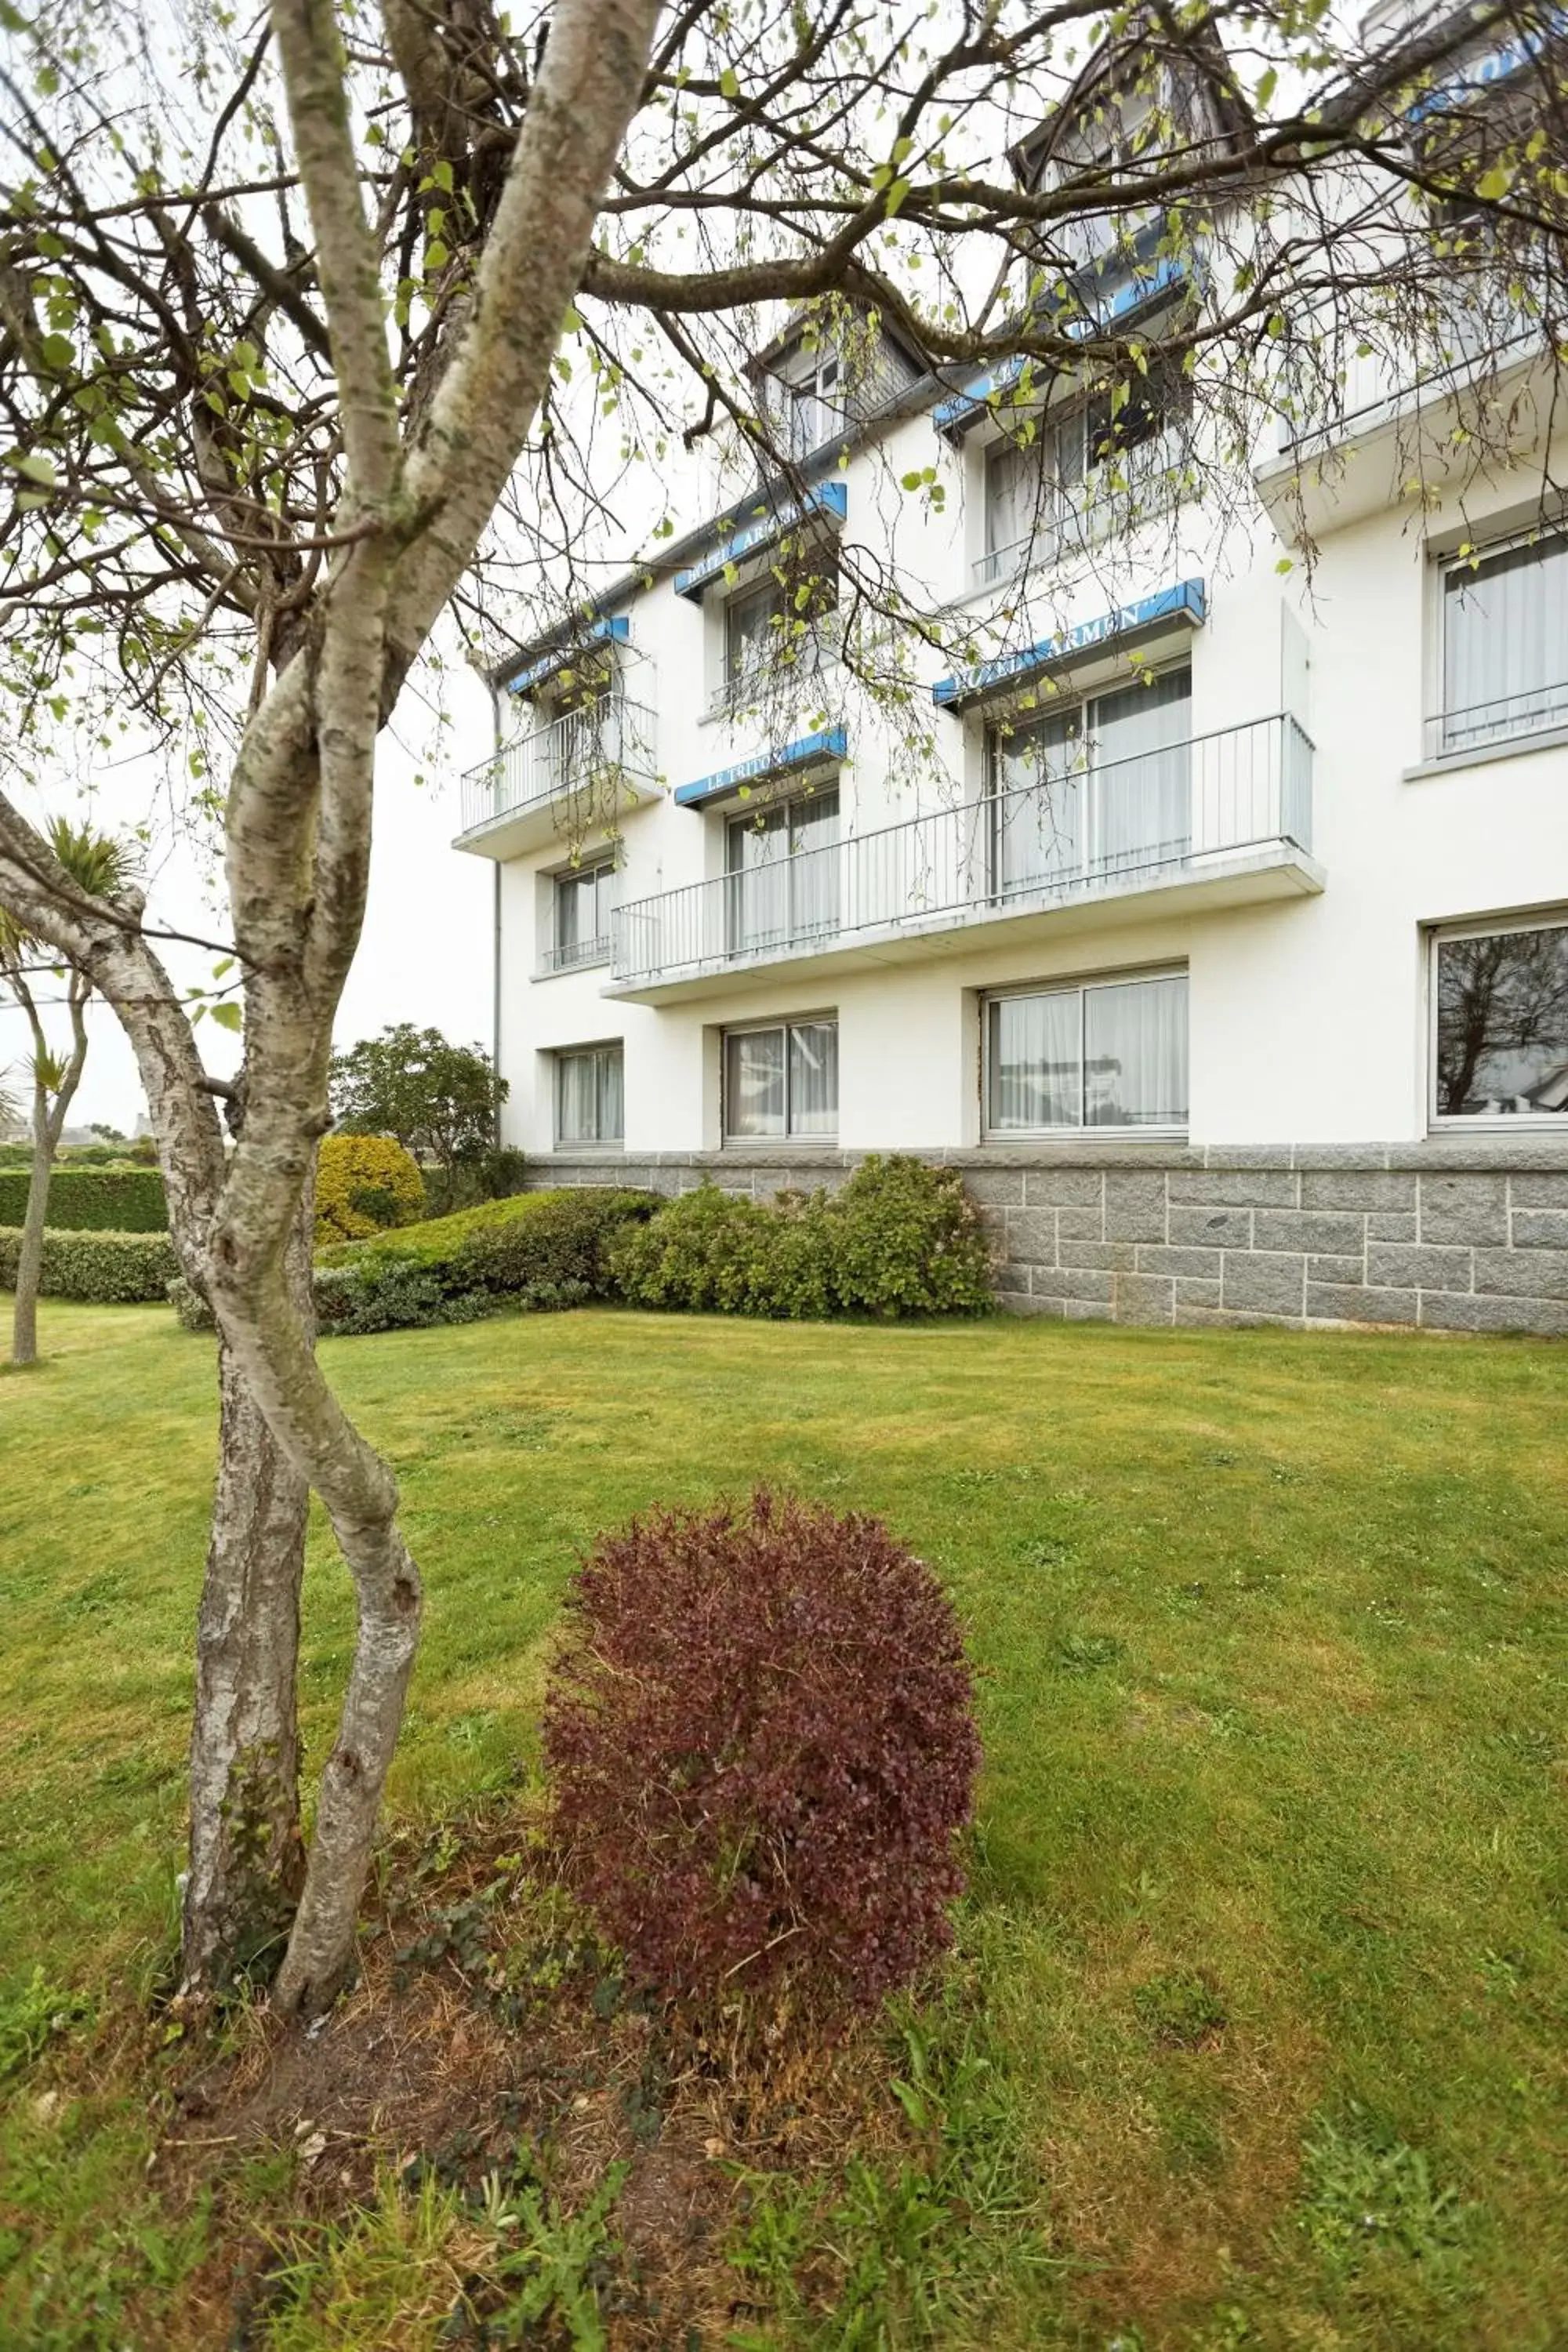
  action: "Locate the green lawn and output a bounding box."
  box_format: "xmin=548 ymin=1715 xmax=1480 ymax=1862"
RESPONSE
xmin=2 ymin=1297 xmax=1566 ymax=2348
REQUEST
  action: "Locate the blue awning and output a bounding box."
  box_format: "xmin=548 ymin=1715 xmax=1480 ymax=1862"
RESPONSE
xmin=506 ymin=615 xmax=629 ymax=697
xmin=932 ymin=579 xmax=1205 ymax=710
xmin=673 ymin=482 xmax=848 ymax=601
xmin=675 ymin=726 xmax=848 ymax=809
xmin=1408 ymin=5 xmax=1568 ymax=122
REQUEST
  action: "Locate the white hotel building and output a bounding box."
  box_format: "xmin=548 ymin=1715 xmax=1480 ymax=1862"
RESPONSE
xmin=452 ymin=15 xmax=1568 ymax=1334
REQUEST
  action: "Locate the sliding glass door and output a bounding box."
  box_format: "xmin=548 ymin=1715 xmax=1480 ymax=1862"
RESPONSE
xmin=991 ymin=667 xmax=1191 ymax=897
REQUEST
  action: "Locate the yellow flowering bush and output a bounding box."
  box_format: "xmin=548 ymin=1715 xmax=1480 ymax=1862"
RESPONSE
xmin=314 ymin=1134 xmax=424 ymax=1245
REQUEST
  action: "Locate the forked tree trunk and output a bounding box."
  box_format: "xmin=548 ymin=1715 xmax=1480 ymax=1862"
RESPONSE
xmin=183 ymin=1333 xmax=310 ymax=1985
xmin=182 ymin=1196 xmax=314 ymax=1991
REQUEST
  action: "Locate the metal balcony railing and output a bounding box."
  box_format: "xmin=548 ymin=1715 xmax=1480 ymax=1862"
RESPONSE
xmin=706 ymin=624 xmax=841 ymax=719
xmin=612 ymin=713 xmax=1313 ymax=990
xmin=1425 ymin=677 xmax=1568 ymax=760
xmin=537 ymin=932 xmax=614 ymax=978
xmin=459 ymin=691 xmax=657 ymax=837
xmin=971 ymin=430 xmax=1189 ymax=593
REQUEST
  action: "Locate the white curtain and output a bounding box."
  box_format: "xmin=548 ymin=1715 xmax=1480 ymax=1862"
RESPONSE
xmin=987 ymin=991 xmax=1081 ymax=1130
xmin=1092 ymin=669 xmax=1192 ymax=873
xmin=725 ymin=1028 xmax=786 ymax=1137
xmin=788 ymin=1021 xmax=839 ymax=1134
xmin=1443 ymin=533 xmax=1568 ymax=749
xmin=558 ymin=1046 xmax=623 ymax=1145
xmin=1085 ymin=975 xmax=1188 ymax=1127
xmin=994 ymin=707 xmax=1083 ymax=893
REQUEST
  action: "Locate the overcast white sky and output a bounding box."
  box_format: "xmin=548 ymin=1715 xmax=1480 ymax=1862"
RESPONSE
xmin=1 ymin=704 xmax=494 ymax=1136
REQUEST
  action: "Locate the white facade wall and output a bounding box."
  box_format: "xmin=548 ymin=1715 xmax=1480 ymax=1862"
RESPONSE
xmin=457 ymin=369 xmax=1568 ymax=1161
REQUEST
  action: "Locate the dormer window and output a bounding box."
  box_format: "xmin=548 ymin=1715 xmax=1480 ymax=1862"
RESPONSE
xmin=757 ymin=314 xmax=920 ymax=469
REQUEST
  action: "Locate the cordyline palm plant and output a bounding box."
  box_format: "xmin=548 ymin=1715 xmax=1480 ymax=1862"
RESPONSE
xmin=0 ymin=819 xmax=133 ymax=1367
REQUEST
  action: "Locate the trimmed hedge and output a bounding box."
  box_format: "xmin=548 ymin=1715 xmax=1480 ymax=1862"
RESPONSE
xmin=0 ymin=1225 xmax=180 ymax=1303
xmin=313 ymin=1185 xmax=660 ymax=1334
xmin=0 ymin=1165 xmax=167 ymax=1232
xmin=607 ymin=1157 xmax=995 ymax=1320
xmin=315 ymin=1134 xmax=425 ymax=1245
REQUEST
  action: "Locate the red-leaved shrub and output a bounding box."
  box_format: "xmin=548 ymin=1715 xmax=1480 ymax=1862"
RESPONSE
xmin=543 ymin=1490 xmax=982 ymax=2011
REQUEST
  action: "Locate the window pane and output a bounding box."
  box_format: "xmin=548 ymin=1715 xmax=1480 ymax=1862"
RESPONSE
xmin=1443 ymin=534 xmax=1568 ymax=749
xmin=788 ymin=1021 xmax=838 ymax=1135
xmin=1083 ymin=975 xmax=1188 ymax=1127
xmin=1436 ymin=925 xmax=1568 ymax=1115
xmin=558 ymin=1046 xmax=622 ymax=1145
xmin=988 ymin=991 xmax=1081 ymax=1131
xmin=790 ymin=788 xmax=840 ymax=939
xmin=993 ymin=708 xmax=1083 ymax=891
xmin=1092 ymin=668 xmax=1192 ymax=873
xmin=726 ymin=1027 xmax=786 ymax=1136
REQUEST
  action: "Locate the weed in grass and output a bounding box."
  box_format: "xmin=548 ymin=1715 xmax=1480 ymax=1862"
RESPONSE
xmin=1295 ymin=2107 xmax=1469 ymax=2283
xmin=1054 ymin=1632 xmax=1127 ymax=1673
xmin=0 ymin=1966 xmax=89 ymax=2082
xmin=1131 ymin=1968 xmax=1229 ymax=2049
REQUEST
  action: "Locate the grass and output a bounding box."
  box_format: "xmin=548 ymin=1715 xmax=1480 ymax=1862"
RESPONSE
xmin=2 ymin=1294 xmax=1566 ymax=2347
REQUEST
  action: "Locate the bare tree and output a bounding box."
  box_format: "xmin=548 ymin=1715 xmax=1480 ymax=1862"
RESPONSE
xmin=0 ymin=0 xmax=1562 ymax=2016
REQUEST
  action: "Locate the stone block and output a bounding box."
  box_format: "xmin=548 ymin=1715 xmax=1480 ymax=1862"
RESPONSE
xmin=1366 ymin=1243 xmax=1473 ymax=1292
xmin=1366 ymin=1211 xmax=1417 ymax=1243
xmin=1022 ymin=1168 xmax=1104 ymax=1207
xmin=1301 ymin=1170 xmax=1417 ymax=1211
xmin=1420 ymin=1290 xmax=1568 ymax=1334
xmin=1306 ymin=1283 xmax=1419 ymax=1326
xmin=1058 ymin=1240 xmax=1138 ymax=1271
xmin=1058 ymin=1266 xmax=1116 ymax=1303
xmin=1136 ymin=1244 xmax=1221 ymax=1278
xmin=1005 ymin=1209 xmax=1058 ymax=1265
xmin=1473 ymin=1247 xmax=1568 ymax=1300
xmin=1308 ymin=1254 xmax=1366 ymax=1285
xmin=1171 ymin=1276 xmax=1223 ymax=1310
xmin=1064 ymin=1297 xmax=1114 ymax=1322
xmin=1174 ymin=1299 xmax=1291 ymax=1327
xmin=1419 ymin=1173 xmax=1508 ymax=1245
xmin=1254 ymin=1208 xmax=1367 ymax=1254
xmin=1222 ymin=1252 xmax=1305 ymax=1316
xmin=962 ymin=1168 xmax=1025 ymax=1207
xmin=1026 ymin=1265 xmax=1067 ymax=1300
xmin=1509 ymin=1173 xmax=1568 ymax=1208
xmin=1167 ymin=1169 xmax=1299 ymax=1207
xmin=1170 ymin=1206 xmax=1253 ymax=1249
xmin=1057 ymin=1204 xmax=1105 ymax=1240
xmin=1511 ymin=1208 xmax=1568 ymax=1250
xmin=1113 ymin=1273 xmax=1174 ymax=1324
xmin=1103 ymin=1171 xmax=1167 ymax=1242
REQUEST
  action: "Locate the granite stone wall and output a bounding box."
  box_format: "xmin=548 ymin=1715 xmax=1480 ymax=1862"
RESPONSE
xmin=524 ymin=1144 xmax=1568 ymax=1336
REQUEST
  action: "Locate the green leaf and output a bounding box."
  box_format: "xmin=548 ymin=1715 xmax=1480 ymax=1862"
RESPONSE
xmin=1255 ymin=67 xmax=1277 ymax=109
xmin=209 ymin=1001 xmax=242 ymax=1034
xmin=1475 ymin=164 xmax=1513 ymax=204
xmin=719 ymin=66 xmax=739 ymax=99
xmin=39 ymin=332 xmax=73 ymax=372
xmin=8 ymin=451 xmax=56 ymax=488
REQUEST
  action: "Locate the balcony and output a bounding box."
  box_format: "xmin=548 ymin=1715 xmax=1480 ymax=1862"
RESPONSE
xmin=607 ymin=714 xmax=1320 ymax=1003
xmin=454 ymin=692 xmax=659 ymax=859
xmin=970 ymin=428 xmax=1189 ymax=595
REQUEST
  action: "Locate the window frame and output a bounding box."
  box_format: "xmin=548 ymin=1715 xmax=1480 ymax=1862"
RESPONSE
xmin=547 ymin=855 xmax=619 ymax=976
xmin=716 ymin=553 xmax=840 ymax=711
xmin=1435 ymin=522 xmax=1568 ymax=756
xmin=554 ymin=1040 xmax=625 ymax=1150
xmin=981 ymin=966 xmax=1190 ymax=1140
xmin=1427 ymin=910 xmax=1568 ymax=1131
xmin=721 ymin=1011 xmax=840 ymax=1144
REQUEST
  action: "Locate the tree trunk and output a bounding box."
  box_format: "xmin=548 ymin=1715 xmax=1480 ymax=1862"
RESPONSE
xmin=9 ymin=1076 xmax=53 ymax=1367
xmin=182 ymin=1330 xmax=310 ymax=1987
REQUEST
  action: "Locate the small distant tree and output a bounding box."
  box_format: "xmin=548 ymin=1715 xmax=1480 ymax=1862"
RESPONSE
xmin=0 ymin=821 xmax=131 ymax=1367
xmin=331 ymin=1025 xmax=507 ymax=1188
xmin=89 ymin=1122 xmax=129 ymax=1146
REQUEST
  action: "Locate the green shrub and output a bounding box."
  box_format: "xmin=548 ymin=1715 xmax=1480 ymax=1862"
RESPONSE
xmin=315 ymin=1134 xmax=424 ymax=1244
xmin=0 ymin=1225 xmax=180 ymax=1303
xmin=0 ymin=1164 xmax=167 ymax=1231
xmin=321 ymin=1185 xmax=659 ymax=1298
xmin=608 ymin=1159 xmax=994 ymax=1321
xmin=314 ymin=1259 xmax=492 ymax=1336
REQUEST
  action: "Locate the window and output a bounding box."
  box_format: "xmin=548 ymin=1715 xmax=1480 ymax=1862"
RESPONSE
xmin=989 ymin=666 xmax=1192 ymax=895
xmin=985 ymin=972 xmax=1188 ymax=1134
xmin=976 ymin=361 xmax=1189 ymax=587
xmin=724 ymin=1017 xmax=838 ymax=1140
xmin=720 ymin=559 xmax=838 ymax=707
xmin=1432 ymin=916 xmax=1568 ymax=1121
xmin=548 ymin=858 xmax=616 ymax=973
xmin=726 ymin=786 xmax=840 ymax=955
xmin=1439 ymin=530 xmax=1568 ymax=753
xmin=556 ymin=1044 xmax=624 ymax=1146
xmin=981 ymin=422 xmax=1083 ymax=583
